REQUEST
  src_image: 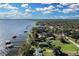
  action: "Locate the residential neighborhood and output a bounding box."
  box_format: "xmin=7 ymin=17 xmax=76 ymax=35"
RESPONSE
xmin=19 ymin=20 xmax=79 ymax=56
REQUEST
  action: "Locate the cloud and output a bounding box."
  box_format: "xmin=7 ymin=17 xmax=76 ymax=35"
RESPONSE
xmin=69 ymin=3 xmax=79 ymax=10
xmin=36 ymin=5 xmax=54 ymax=11
xmin=63 ymin=9 xmax=74 ymax=13
xmin=41 ymin=3 xmax=52 ymax=4
xmin=36 ymin=5 xmax=55 ymax=14
xmin=60 ymin=3 xmax=73 ymax=6
xmin=25 ymin=9 xmax=34 ymax=14
xmin=62 ymin=3 xmax=79 ymax=14
xmin=0 ymin=4 xmax=20 ymax=19
xmin=25 ymin=9 xmax=32 ymax=12
xmin=56 ymin=5 xmax=63 ymax=8
xmin=21 ymin=3 xmax=34 ymax=14
xmin=55 ymin=9 xmax=62 ymax=12
xmin=0 ymin=10 xmax=32 ymax=19
xmin=21 ymin=3 xmax=28 ymax=8
xmin=0 ymin=3 xmax=18 ymax=10
xmin=0 ymin=3 xmax=79 ymax=19
xmin=43 ymin=11 xmax=52 ymax=14
xmin=0 ymin=4 xmax=32 ymax=19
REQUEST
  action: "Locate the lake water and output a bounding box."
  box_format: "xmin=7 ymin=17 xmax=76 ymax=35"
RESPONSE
xmin=0 ymin=19 xmax=36 ymax=56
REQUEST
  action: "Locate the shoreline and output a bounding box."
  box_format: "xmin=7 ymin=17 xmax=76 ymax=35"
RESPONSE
xmin=5 ymin=21 xmax=37 ymax=56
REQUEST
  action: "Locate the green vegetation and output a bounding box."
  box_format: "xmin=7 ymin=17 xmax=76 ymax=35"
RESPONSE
xmin=51 ymin=40 xmax=78 ymax=52
xmin=43 ymin=47 xmax=53 ymax=56
xmin=18 ymin=20 xmax=79 ymax=56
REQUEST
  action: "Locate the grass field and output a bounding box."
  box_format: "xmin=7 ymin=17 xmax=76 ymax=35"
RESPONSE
xmin=30 ymin=38 xmax=79 ymax=56
xmin=51 ymin=40 xmax=79 ymax=54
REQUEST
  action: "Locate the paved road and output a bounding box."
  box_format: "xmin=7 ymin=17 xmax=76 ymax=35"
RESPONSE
xmin=54 ymin=34 xmax=79 ymax=48
xmin=66 ymin=37 xmax=79 ymax=48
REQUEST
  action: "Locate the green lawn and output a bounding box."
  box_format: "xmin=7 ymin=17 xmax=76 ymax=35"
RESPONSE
xmin=29 ymin=37 xmax=79 ymax=56
xmin=39 ymin=39 xmax=78 ymax=56
xmin=43 ymin=47 xmax=53 ymax=56
xmin=51 ymin=40 xmax=79 ymax=52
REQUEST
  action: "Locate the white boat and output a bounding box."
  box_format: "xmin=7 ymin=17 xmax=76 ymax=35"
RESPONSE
xmin=5 ymin=44 xmax=14 ymax=49
xmin=5 ymin=40 xmax=11 ymax=45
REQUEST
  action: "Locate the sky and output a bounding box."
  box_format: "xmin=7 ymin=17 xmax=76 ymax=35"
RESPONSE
xmin=0 ymin=3 xmax=79 ymax=19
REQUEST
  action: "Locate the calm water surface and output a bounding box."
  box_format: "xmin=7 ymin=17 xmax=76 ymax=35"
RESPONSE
xmin=0 ymin=19 xmax=36 ymax=56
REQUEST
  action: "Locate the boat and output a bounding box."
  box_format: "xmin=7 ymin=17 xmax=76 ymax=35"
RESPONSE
xmin=12 ymin=35 xmax=17 ymax=38
xmin=24 ymin=31 xmax=27 ymax=33
xmin=5 ymin=40 xmax=11 ymax=45
xmin=5 ymin=44 xmax=14 ymax=49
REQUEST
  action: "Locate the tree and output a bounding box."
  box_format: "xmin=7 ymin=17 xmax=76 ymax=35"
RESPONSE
xmin=60 ymin=36 xmax=70 ymax=44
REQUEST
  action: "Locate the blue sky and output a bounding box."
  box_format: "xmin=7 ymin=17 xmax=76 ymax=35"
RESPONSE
xmin=0 ymin=3 xmax=79 ymax=19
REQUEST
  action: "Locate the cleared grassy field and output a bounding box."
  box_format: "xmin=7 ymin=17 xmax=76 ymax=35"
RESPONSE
xmin=51 ymin=40 xmax=79 ymax=55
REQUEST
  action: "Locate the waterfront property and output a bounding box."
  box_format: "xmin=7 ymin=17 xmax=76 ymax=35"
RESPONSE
xmin=18 ymin=20 xmax=79 ymax=56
